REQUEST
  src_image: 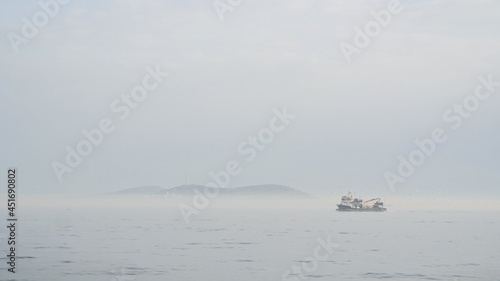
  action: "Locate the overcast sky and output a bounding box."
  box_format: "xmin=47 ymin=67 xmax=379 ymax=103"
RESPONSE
xmin=1 ymin=0 xmax=499 ymax=197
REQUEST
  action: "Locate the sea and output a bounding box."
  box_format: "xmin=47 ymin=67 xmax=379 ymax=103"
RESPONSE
xmin=1 ymin=199 xmax=499 ymax=281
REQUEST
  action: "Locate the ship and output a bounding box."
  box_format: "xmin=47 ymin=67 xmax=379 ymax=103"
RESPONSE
xmin=336 ymin=192 xmax=386 ymax=212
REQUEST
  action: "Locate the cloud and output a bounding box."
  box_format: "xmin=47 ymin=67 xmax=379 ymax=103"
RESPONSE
xmin=1 ymin=0 xmax=499 ymax=196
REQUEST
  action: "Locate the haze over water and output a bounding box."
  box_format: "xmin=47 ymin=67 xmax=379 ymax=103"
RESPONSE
xmin=1 ymin=0 xmax=500 ymax=280
xmin=0 ymin=197 xmax=498 ymax=281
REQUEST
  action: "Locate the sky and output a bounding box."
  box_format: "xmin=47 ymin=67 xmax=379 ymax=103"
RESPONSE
xmin=1 ymin=0 xmax=499 ymax=197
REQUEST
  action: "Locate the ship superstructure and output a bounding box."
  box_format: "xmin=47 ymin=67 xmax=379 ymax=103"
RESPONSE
xmin=336 ymin=192 xmax=386 ymax=212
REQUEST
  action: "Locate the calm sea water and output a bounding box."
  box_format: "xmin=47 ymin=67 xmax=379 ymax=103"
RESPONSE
xmin=2 ymin=205 xmax=499 ymax=281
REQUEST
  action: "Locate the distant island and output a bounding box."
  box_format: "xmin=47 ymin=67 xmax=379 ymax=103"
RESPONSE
xmin=99 ymin=184 xmax=315 ymax=199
